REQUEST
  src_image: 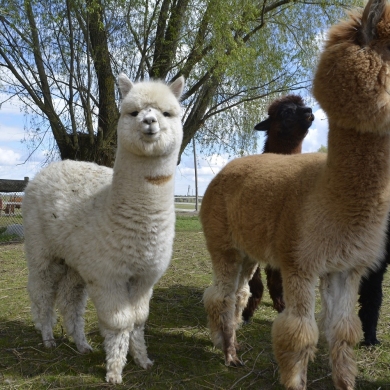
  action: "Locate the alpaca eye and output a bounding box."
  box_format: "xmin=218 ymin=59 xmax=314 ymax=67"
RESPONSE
xmin=282 ymin=109 xmax=294 ymax=118
xmin=130 ymin=111 xmax=139 ymax=117
xmin=163 ymin=112 xmax=171 ymax=117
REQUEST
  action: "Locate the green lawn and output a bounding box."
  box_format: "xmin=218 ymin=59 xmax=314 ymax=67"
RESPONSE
xmin=175 ymin=203 xmax=200 ymax=211
xmin=1 ymin=215 xmax=390 ymax=389
xmin=175 ymin=214 xmax=202 ymax=231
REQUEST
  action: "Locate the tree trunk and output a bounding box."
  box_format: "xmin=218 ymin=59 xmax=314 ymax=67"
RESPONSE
xmin=151 ymin=0 xmax=190 ymax=79
xmin=86 ymin=0 xmax=119 ymax=167
xmin=181 ymin=77 xmax=219 ymax=159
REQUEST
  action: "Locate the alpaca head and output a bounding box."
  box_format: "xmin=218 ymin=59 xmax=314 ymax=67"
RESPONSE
xmin=313 ymin=0 xmax=390 ymax=133
xmin=254 ymin=95 xmax=314 ymax=153
xmin=117 ymin=74 xmax=185 ymax=157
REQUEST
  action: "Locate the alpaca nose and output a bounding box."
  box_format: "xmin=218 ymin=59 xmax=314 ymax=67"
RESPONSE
xmin=143 ymin=115 xmax=157 ymax=125
xmin=302 ymin=107 xmax=314 ymax=121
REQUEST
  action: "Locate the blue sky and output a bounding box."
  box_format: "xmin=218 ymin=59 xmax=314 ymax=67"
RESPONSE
xmin=0 ymin=95 xmax=329 ymax=195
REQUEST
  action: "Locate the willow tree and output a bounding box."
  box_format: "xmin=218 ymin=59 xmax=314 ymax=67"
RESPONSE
xmin=0 ymin=0 xmax=357 ymax=166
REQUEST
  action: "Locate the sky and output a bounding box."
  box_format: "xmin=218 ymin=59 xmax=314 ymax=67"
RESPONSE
xmin=0 ymin=96 xmax=329 ymax=196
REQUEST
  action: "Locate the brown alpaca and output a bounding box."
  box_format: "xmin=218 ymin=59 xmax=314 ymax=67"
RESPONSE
xmin=242 ymin=95 xmax=314 ymax=322
xmin=200 ymin=1 xmax=390 ymax=389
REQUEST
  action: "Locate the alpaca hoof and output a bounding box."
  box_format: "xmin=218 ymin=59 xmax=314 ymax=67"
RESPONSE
xmin=286 ymin=386 xmax=306 ymax=390
xmin=334 ymin=379 xmax=354 ymax=390
xmin=43 ymin=339 xmax=56 ymax=348
xmin=242 ymin=313 xmax=253 ymax=323
xmin=77 ymin=342 xmax=93 ymax=354
xmin=360 ymin=338 xmax=380 ymax=347
xmin=106 ymin=372 xmax=122 ymax=384
xmin=285 ymin=377 xmax=306 ymax=390
xmin=225 ymin=355 xmax=244 ymax=367
xmin=139 ymin=358 xmax=154 ymax=370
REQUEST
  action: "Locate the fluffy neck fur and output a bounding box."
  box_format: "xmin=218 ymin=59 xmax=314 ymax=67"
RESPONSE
xmin=263 ymin=136 xmax=303 ymax=154
xmin=108 ymin=144 xmax=178 ymax=212
xmin=312 ymin=0 xmax=390 ymax=221
xmin=326 ymin=124 xmax=390 ymax=192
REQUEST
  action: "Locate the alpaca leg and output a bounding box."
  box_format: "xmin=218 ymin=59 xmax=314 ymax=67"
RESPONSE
xmin=272 ymin=270 xmax=318 ymax=390
xmin=56 ymin=266 xmax=92 ymax=353
xmin=27 ymin=257 xmax=66 ymax=348
xmin=92 ymin=281 xmax=154 ymax=384
xmin=235 ymin=256 xmax=259 ymax=329
xmin=236 ymin=258 xmax=258 ymax=327
xmin=265 ymin=265 xmax=285 ymax=313
xmin=128 ymin=288 xmax=153 ymax=369
xmin=129 ymin=324 xmax=153 ymax=369
xmin=101 ymin=328 xmax=130 ymax=384
xmin=320 ymin=270 xmax=363 ymax=390
xmin=203 ymin=248 xmax=244 ymax=366
xmin=319 ymin=275 xmax=334 ymax=345
xmin=242 ymin=266 xmax=264 ymax=322
xmin=358 ymin=258 xmax=387 ymax=345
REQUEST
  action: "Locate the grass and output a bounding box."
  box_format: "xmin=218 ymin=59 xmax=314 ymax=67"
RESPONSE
xmin=175 ymin=203 xmax=200 ymax=211
xmin=0 ymin=234 xmax=21 ymax=243
xmin=1 ymin=214 xmax=390 ymax=389
xmin=0 ymin=212 xmax=23 ymax=225
xmin=175 ymin=215 xmax=202 ymax=231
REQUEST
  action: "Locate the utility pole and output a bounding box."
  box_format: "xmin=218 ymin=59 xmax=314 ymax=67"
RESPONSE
xmin=193 ymin=138 xmax=198 ymax=211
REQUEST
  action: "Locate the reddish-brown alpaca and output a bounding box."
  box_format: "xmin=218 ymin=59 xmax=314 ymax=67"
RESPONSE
xmin=242 ymin=95 xmax=314 ymax=322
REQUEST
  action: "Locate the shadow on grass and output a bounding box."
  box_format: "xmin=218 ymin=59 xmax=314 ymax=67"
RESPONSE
xmin=0 ymin=318 xmax=108 ymax=386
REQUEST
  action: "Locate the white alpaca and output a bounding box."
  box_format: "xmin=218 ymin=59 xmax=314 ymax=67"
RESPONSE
xmin=23 ymin=74 xmax=185 ymax=384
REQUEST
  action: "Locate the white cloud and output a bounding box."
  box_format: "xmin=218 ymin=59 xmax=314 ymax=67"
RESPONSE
xmin=175 ymin=152 xmax=232 ymax=195
xmin=204 ymin=154 xmax=230 ymax=170
xmin=0 ymin=118 xmax=48 ymax=181
xmin=0 ymin=161 xmax=41 ymax=180
xmin=0 ymin=92 xmax=25 ymax=115
xmin=0 ymin=124 xmax=26 ymax=142
xmin=0 ymin=148 xmax=21 ymax=165
xmin=0 ymin=101 xmax=23 ymax=115
xmin=302 ymin=107 xmax=328 ymax=153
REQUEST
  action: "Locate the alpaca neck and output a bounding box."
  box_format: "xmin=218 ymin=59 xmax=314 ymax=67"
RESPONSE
xmin=324 ymin=123 xmax=390 ymax=204
xmin=263 ymin=138 xmax=303 ymax=155
xmin=108 ymin=146 xmax=177 ymax=211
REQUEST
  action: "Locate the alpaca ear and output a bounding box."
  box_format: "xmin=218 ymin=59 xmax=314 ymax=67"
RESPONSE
xmin=169 ymin=76 xmax=185 ymax=99
xmin=118 ymin=73 xmax=134 ymax=98
xmin=361 ymin=0 xmax=386 ymax=44
xmin=254 ymin=118 xmax=271 ymax=131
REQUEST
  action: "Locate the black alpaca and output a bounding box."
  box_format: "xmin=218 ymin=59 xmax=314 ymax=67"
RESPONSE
xmin=242 ymin=94 xmax=314 ymax=322
xmin=359 ymin=222 xmax=390 ymax=345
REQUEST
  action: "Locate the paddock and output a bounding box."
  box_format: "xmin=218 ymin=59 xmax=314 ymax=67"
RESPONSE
xmin=1 ymin=214 xmax=390 ymax=389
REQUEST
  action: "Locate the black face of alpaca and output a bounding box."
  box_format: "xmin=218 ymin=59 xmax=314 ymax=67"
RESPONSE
xmin=279 ymin=103 xmax=314 ymax=137
xmin=255 ymin=102 xmax=314 ymax=135
xmin=254 ymin=96 xmax=314 ymax=154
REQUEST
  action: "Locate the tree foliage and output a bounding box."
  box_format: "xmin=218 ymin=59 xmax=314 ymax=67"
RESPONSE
xmin=0 ymin=0 xmax=359 ymax=166
xmin=317 ymin=144 xmax=328 ymax=153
